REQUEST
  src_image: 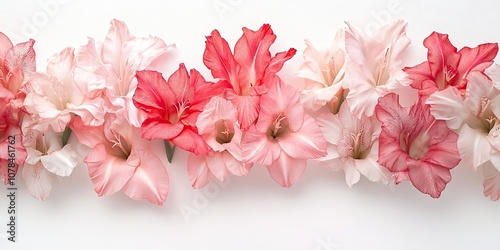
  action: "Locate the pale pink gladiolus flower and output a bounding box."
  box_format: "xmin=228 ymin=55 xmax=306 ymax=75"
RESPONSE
xmin=316 ymin=101 xmax=390 ymax=187
xmin=24 ymin=47 xmax=105 ymax=132
xmin=74 ymin=19 xmax=176 ymax=127
xmin=345 ymin=20 xmax=411 ymax=118
xmin=297 ymin=29 xmax=347 ymax=113
xmin=21 ymin=118 xmax=78 ymax=200
xmin=427 ymin=72 xmax=500 ymax=171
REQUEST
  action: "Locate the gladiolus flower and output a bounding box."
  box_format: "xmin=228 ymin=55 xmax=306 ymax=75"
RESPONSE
xmin=203 ymin=24 xmax=296 ymax=129
xmin=242 ymin=79 xmax=327 ymax=187
xmin=71 ymin=115 xmax=169 ymax=205
xmin=297 ymin=29 xmax=347 ymax=113
xmin=405 ymin=32 xmax=498 ymax=99
xmin=0 ymin=32 xmax=35 ymax=184
xmin=187 ymin=96 xmax=251 ymax=188
xmin=316 ymin=101 xmax=390 ymax=187
xmin=376 ymin=93 xmax=461 ymax=198
xmin=133 ymin=64 xmax=226 ymax=159
xmin=345 ymin=20 xmax=411 ymax=118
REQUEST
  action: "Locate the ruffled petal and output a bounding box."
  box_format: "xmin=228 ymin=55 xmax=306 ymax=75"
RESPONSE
xmin=426 ymin=87 xmax=467 ymax=130
xmin=40 ymin=143 xmax=78 ymax=177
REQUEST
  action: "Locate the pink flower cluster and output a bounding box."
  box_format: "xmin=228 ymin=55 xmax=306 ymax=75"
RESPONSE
xmin=1 ymin=19 xmax=500 ymax=205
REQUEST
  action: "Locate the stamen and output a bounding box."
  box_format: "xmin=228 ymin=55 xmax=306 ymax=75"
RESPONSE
xmin=272 ymin=114 xmax=286 ymax=138
xmin=110 ymin=131 xmax=130 ymax=157
xmin=375 ymin=47 xmax=391 ymax=86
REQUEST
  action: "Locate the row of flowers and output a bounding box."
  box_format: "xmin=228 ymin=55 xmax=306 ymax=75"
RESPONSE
xmin=1 ymin=19 xmax=499 ymax=205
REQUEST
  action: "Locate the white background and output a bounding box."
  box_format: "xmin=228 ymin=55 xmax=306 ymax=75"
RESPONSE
xmin=1 ymin=0 xmax=500 ymax=249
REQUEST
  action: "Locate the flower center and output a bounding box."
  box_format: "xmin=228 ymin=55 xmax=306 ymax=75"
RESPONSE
xmin=170 ymin=100 xmax=190 ymax=124
xmin=36 ymin=133 xmax=49 ymax=155
xmin=322 ymin=57 xmax=339 ymax=86
xmin=373 ymin=47 xmax=391 ymax=87
xmin=467 ymin=96 xmax=497 ymax=133
xmin=215 ymin=119 xmax=235 ymax=144
xmin=438 ymin=65 xmax=458 ymax=90
xmin=267 ymin=113 xmax=289 ymax=139
xmin=400 ymin=129 xmax=431 ymax=160
xmin=110 ymin=131 xmax=131 ymax=158
xmin=347 ymin=128 xmax=372 ymax=159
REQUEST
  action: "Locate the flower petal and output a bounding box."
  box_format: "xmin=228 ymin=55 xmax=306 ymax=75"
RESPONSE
xmin=483 ymin=161 xmax=500 ymax=201
xmin=170 ymin=128 xmax=210 ymax=156
xmin=278 ymin=114 xmax=326 ymax=159
xmin=458 ymin=124 xmax=491 ymax=170
xmin=242 ymin=126 xmax=280 ymax=165
xmin=344 ymin=158 xmax=361 ymax=187
xmin=22 ymin=162 xmax=54 ymax=201
xmin=121 ymin=150 xmax=169 ymax=205
xmin=266 ymin=152 xmax=306 ymax=187
xmin=426 ymin=87 xmax=467 ymax=130
xmin=206 ymin=152 xmax=230 ymax=182
xmin=407 ymin=158 xmax=451 ymax=198
xmin=40 ymin=143 xmax=78 ymax=177
xmin=354 ymin=141 xmax=391 ymax=185
xmin=187 ymin=153 xmax=210 ymax=189
xmin=203 ymin=29 xmax=238 ymax=86
xmin=85 ymin=144 xmax=136 ymax=196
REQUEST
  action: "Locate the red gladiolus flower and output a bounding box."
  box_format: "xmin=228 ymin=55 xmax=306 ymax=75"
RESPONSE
xmin=133 ymin=64 xmax=226 ymax=157
xmin=203 ymin=24 xmax=296 ymax=129
xmin=404 ymin=32 xmax=498 ymax=99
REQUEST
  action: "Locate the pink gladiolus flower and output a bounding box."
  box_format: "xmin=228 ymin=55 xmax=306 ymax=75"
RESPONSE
xmin=242 ymin=79 xmax=327 ymax=187
xmin=345 ymin=20 xmax=411 ymax=118
xmin=404 ymin=32 xmax=498 ymax=99
xmin=187 ymin=96 xmax=251 ymax=188
xmin=24 ymin=47 xmax=105 ymax=132
xmin=133 ymin=64 xmax=226 ymax=157
xmin=21 ymin=118 xmax=78 ymax=200
xmin=74 ymin=19 xmax=175 ymax=127
xmin=316 ymin=101 xmax=391 ymax=187
xmin=375 ymin=93 xmax=461 ymax=198
xmin=0 ymin=32 xmax=35 ymax=184
xmin=297 ymin=29 xmax=347 ymax=113
xmin=203 ymin=24 xmax=296 ymax=129
xmin=71 ymin=115 xmax=169 ymax=205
